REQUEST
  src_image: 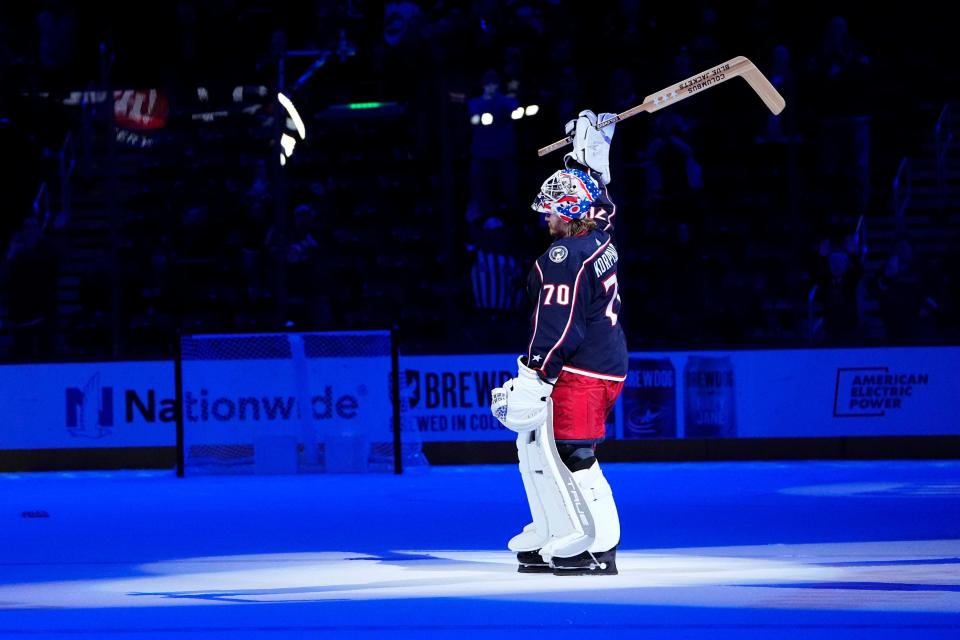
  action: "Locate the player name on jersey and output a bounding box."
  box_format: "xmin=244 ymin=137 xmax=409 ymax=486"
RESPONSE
xmin=593 ymin=244 xmax=619 ymax=278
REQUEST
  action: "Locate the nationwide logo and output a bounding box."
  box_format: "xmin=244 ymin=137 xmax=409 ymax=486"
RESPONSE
xmin=65 ymin=373 xmax=114 ymax=439
xmin=64 ymin=381 xmax=362 ymax=431
xmin=833 ymin=367 xmax=930 ymax=417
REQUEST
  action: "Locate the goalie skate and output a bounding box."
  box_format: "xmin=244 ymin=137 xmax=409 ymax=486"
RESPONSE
xmin=551 ymin=546 xmax=618 ymax=576
xmin=516 ymin=549 xmax=550 ymax=574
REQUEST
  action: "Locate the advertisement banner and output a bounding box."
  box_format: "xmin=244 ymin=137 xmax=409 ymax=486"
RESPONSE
xmin=402 ymin=354 xmax=517 ymax=441
xmin=180 ymin=356 xmax=392 ymax=446
xmin=620 ymin=347 xmax=960 ymax=439
xmin=1 ymin=346 xmax=957 ymax=451
xmin=0 ymin=362 xmax=175 ymax=450
xmin=405 ymin=346 xmax=960 ymax=441
xmin=621 ymin=356 xmax=677 ymax=438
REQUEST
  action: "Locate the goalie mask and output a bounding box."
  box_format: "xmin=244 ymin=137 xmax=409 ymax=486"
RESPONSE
xmin=531 ymin=168 xmax=602 ymax=221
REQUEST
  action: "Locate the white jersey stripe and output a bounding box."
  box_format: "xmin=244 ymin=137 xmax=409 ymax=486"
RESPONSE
xmin=600 ymin=181 xmax=616 ymax=231
xmin=527 ymin=261 xmax=545 ymax=361
xmin=561 ymin=365 xmax=627 ymax=382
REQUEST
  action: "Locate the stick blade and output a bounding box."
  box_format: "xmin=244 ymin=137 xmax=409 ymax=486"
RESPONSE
xmin=740 ymin=66 xmax=786 ymax=115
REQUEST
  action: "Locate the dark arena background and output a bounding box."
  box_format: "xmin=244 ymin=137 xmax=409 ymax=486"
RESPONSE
xmin=1 ymin=2 xmax=959 ymax=638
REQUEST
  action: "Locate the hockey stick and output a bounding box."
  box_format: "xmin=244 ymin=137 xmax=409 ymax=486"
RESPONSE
xmin=537 ymin=55 xmax=785 ymax=157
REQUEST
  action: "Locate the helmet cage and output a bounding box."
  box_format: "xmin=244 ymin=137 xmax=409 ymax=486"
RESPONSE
xmin=531 ymin=168 xmax=601 ymax=221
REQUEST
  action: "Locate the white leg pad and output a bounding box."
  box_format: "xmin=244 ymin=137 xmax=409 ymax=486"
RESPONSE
xmin=532 ymin=401 xmax=595 ymax=562
xmin=508 ymin=432 xmax=551 ymax=552
xmin=574 ymin=461 xmax=620 ymax=553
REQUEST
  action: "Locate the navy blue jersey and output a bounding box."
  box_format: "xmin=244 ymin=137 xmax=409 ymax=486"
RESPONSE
xmin=526 ymin=229 xmax=628 ymax=381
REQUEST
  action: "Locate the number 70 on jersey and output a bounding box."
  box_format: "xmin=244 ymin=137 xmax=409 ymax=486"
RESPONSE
xmin=542 ymin=276 xmax=621 ymax=327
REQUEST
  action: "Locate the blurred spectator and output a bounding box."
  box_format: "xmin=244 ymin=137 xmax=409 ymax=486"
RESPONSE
xmin=809 ymin=15 xmax=872 ymax=213
xmin=467 ymin=69 xmax=520 ymax=219
xmin=644 ymin=112 xmax=705 ymax=240
xmin=814 ymin=228 xmax=865 ymax=343
xmin=467 ymin=215 xmax=524 ymax=314
xmin=232 ymin=200 xmax=273 ymax=318
xmin=3 ymin=215 xmax=57 ymax=358
xmin=266 ymin=203 xmax=320 ymax=266
xmin=0 ymin=9 xmax=19 ymax=75
xmin=266 ymin=203 xmax=330 ymax=328
xmin=608 ymin=67 xmax=638 ymax=114
xmin=550 ymin=64 xmax=579 ymax=129
xmin=36 ymin=2 xmax=76 ymax=80
xmin=940 ymin=237 xmax=960 ymax=341
xmin=174 ymin=2 xmax=199 ymax=68
xmin=875 ymin=239 xmax=938 ymax=344
xmin=757 ymin=45 xmax=797 ymax=144
xmin=689 ymin=5 xmax=723 ymax=68
xmin=808 ymin=16 xmax=871 ymax=87
xmin=670 ymin=46 xmax=694 ymax=86
xmin=384 ymin=1 xmax=422 ymax=47
xmin=506 ymin=2 xmax=545 ymax=41
xmin=502 ymin=46 xmax=526 ymax=99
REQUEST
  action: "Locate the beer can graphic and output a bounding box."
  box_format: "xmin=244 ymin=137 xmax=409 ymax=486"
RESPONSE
xmin=622 ymin=357 xmax=677 ymax=438
xmin=683 ymin=355 xmax=737 ymax=438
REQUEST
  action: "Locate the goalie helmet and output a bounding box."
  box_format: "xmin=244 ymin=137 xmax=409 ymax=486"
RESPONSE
xmin=531 ymin=168 xmax=602 ymax=221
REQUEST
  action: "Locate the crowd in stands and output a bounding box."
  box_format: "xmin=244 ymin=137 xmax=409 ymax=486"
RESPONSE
xmin=0 ymin=1 xmax=957 ymax=361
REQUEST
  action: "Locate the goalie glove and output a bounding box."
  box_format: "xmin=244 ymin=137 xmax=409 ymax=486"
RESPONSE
xmin=490 ymin=356 xmax=554 ymax=433
xmin=563 ymin=109 xmax=616 ymax=185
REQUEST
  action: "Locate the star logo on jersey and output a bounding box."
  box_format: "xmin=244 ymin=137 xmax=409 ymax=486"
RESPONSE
xmin=549 ymin=246 xmax=568 ymax=263
xmin=531 ymin=354 xmax=542 ymax=362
